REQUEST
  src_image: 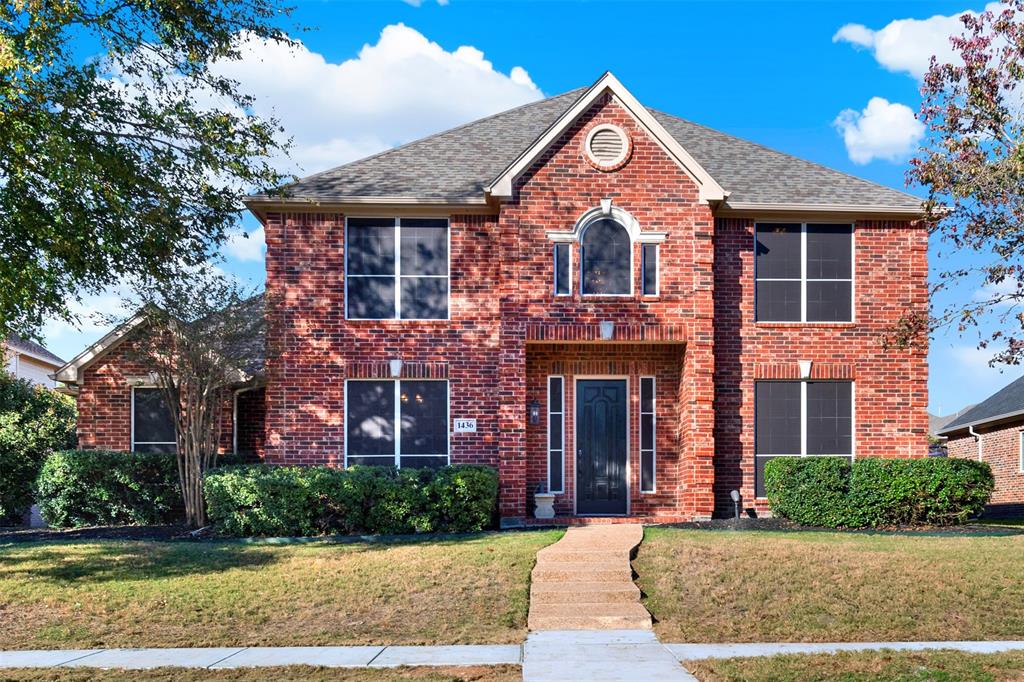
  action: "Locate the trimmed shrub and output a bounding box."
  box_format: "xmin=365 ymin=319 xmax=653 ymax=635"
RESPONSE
xmin=765 ymin=456 xmax=994 ymax=528
xmin=204 ymin=463 xmax=499 ymax=537
xmin=0 ymin=374 xmax=77 ymax=523
xmin=36 ymin=450 xmax=182 ymax=527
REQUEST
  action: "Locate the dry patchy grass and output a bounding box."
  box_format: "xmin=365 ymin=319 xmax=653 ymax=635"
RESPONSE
xmin=0 ymin=531 xmax=561 ymax=649
xmin=635 ymin=527 xmax=1024 ymax=642
xmin=686 ymin=649 xmax=1024 ymax=681
xmin=0 ymin=666 xmax=519 ymax=682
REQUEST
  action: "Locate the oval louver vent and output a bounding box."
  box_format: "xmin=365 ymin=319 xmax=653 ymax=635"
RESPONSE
xmin=585 ymin=125 xmax=629 ymax=169
xmin=589 ymin=128 xmax=624 ymax=163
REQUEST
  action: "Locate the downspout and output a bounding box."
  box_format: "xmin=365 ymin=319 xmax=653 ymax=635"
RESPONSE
xmin=968 ymin=425 xmax=983 ymax=461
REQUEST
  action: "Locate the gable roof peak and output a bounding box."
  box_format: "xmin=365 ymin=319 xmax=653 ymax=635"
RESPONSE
xmin=486 ymin=72 xmax=729 ymax=204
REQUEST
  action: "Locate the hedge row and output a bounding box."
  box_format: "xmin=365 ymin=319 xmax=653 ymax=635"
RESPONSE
xmin=0 ymin=374 xmax=76 ymax=523
xmin=204 ymin=463 xmax=499 ymax=536
xmin=36 ymin=450 xmax=183 ymax=527
xmin=764 ymin=457 xmax=994 ymax=528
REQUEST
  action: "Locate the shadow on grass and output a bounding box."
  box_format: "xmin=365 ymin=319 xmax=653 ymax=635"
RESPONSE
xmin=653 ymin=519 xmax=1024 ymax=538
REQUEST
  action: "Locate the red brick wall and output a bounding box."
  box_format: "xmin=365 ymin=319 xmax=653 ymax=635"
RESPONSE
xmin=713 ymin=218 xmax=930 ymax=515
xmin=76 ymin=335 xmax=236 ymax=455
xmin=948 ymin=425 xmax=1024 ymax=505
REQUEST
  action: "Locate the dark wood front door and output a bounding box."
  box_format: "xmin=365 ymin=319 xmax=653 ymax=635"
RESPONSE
xmin=576 ymin=379 xmax=628 ymax=515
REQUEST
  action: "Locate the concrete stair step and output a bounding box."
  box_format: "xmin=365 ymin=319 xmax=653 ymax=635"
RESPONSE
xmin=530 ymin=581 xmax=640 ymax=604
xmin=536 ymin=549 xmax=632 ymax=563
xmin=531 ymin=564 xmax=633 ymax=582
xmin=527 ymin=603 xmax=652 ymax=631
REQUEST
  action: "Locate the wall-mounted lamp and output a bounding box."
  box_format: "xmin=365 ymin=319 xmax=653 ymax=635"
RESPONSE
xmin=528 ymin=400 xmax=541 ymax=425
xmin=389 ymin=358 xmax=403 ymax=378
xmin=798 ymin=359 xmax=812 ymax=379
xmin=599 ymin=321 xmax=615 ymax=341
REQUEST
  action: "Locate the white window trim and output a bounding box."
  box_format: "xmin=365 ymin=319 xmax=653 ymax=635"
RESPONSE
xmin=553 ymin=243 xmax=573 ymax=297
xmin=579 ymin=218 xmax=634 ymax=297
xmin=344 ymin=217 xmax=451 ymax=321
xmin=753 ymin=380 xmax=856 ymax=497
xmin=343 ymin=378 xmax=451 ymax=468
xmin=641 ymin=244 xmax=660 ymax=297
xmin=640 ymin=376 xmax=656 ymax=493
xmin=754 ymin=222 xmax=855 ymax=323
xmin=547 ymin=375 xmax=565 ymax=494
xmin=130 ymin=386 xmax=177 ymax=453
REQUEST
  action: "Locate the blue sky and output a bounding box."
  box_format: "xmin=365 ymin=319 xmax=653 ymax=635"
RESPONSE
xmin=43 ymin=0 xmax=1016 ymax=416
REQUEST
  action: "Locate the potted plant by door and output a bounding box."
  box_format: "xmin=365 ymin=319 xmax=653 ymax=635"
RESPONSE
xmin=534 ymin=483 xmax=555 ymax=519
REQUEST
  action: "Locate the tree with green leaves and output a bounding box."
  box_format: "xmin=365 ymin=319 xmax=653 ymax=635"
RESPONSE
xmin=905 ymin=0 xmax=1024 ymax=362
xmin=128 ymin=272 xmax=264 ymax=527
xmin=0 ymin=0 xmax=292 ymax=340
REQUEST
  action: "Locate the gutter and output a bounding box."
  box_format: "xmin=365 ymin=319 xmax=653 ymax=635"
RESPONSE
xmin=936 ymin=407 xmax=1024 ymax=437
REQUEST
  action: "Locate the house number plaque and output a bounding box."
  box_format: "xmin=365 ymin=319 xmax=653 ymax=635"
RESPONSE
xmin=453 ymin=419 xmax=477 ymax=433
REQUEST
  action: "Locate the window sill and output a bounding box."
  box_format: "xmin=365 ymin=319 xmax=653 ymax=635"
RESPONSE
xmin=755 ymin=321 xmax=856 ymax=329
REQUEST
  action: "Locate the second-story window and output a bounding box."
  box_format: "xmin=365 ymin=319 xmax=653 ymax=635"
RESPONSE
xmin=346 ymin=217 xmax=449 ymax=320
xmin=755 ymin=223 xmax=853 ymax=322
xmin=581 ymin=218 xmax=631 ymax=295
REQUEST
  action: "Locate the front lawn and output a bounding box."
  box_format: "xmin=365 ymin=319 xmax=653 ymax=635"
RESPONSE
xmin=0 ymin=667 xmax=518 ymax=682
xmin=685 ymin=649 xmax=1024 ymax=681
xmin=636 ymin=527 xmax=1024 ymax=642
xmin=0 ymin=531 xmax=562 ymax=649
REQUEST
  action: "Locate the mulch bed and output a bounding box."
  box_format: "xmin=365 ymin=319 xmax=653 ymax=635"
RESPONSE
xmin=0 ymin=524 xmax=195 ymax=543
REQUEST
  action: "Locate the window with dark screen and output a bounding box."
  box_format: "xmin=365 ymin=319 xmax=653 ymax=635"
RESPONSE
xmin=346 ymin=380 xmax=448 ymax=468
xmin=132 ymin=388 xmax=177 ymax=453
xmin=755 ymin=223 xmax=852 ymax=322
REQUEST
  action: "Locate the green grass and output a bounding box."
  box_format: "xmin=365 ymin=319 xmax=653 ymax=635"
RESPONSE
xmin=635 ymin=527 xmax=1024 ymax=642
xmin=0 ymin=531 xmax=562 ymax=649
xmin=686 ymin=649 xmax=1024 ymax=681
xmin=0 ymin=666 xmax=519 ymax=682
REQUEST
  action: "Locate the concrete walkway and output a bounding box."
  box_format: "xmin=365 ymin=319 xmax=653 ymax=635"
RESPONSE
xmin=528 ymin=524 xmax=650 ymax=630
xmin=524 ymin=630 xmax=695 ymax=682
xmin=0 ymin=645 xmax=520 ymax=670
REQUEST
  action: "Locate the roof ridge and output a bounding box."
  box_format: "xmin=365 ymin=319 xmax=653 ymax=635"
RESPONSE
xmin=649 ymin=107 xmax=922 ymax=204
xmin=276 ymin=88 xmax=588 ymax=193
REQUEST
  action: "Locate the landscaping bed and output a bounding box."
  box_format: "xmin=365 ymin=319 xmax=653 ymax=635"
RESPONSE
xmin=0 ymin=667 xmax=519 ymax=682
xmin=636 ymin=527 xmax=1024 ymax=642
xmin=0 ymin=530 xmax=562 ymax=649
xmin=685 ymin=649 xmax=1024 ymax=681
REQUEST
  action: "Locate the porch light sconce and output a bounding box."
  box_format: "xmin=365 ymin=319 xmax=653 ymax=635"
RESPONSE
xmin=798 ymin=359 xmax=812 ymax=379
xmin=599 ymin=321 xmax=615 ymax=340
xmin=528 ymin=400 xmax=541 ymax=425
xmin=389 ymin=358 xmax=403 ymax=378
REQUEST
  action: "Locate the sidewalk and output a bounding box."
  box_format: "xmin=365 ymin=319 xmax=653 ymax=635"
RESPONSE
xmin=5 ymin=640 xmax=1024 ymax=676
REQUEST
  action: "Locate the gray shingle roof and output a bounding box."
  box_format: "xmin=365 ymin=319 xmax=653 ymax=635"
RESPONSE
xmin=5 ymin=334 xmax=64 ymax=366
xmin=261 ymin=87 xmax=921 ymax=210
xmin=939 ymin=376 xmax=1024 ymax=434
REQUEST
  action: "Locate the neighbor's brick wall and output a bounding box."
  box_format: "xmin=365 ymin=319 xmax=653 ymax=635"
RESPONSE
xmin=948 ymin=425 xmax=1024 ymax=505
xmin=713 ymin=217 xmax=930 ymax=516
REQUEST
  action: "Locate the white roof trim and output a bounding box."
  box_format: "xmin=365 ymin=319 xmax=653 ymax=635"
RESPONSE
xmin=53 ymin=312 xmax=148 ymax=384
xmin=486 ymin=72 xmax=728 ymax=204
xmin=937 ymin=408 xmax=1024 ymax=436
xmin=245 ymin=195 xmax=490 ymax=206
xmin=4 ymin=345 xmax=62 ymax=369
xmin=719 ymin=201 xmax=925 ymax=216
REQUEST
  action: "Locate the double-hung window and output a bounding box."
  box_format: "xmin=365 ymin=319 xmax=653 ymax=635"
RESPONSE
xmin=346 ymin=218 xmax=449 ymax=320
xmin=132 ymin=387 xmax=177 ymax=453
xmin=754 ymin=381 xmax=853 ymax=496
xmin=755 ymin=223 xmax=853 ymax=322
xmin=345 ymin=379 xmax=449 ymax=469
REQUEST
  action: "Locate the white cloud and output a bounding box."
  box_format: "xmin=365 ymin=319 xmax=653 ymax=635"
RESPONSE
xmin=973 ymin=276 xmax=1024 ymax=308
xmin=833 ymin=3 xmax=1002 ymax=80
xmin=833 ymin=97 xmax=925 ymax=164
xmin=224 ymin=226 xmax=265 ymax=263
xmin=212 ymin=23 xmax=543 ymax=176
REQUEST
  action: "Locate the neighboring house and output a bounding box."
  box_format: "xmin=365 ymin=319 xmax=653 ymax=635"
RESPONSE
xmin=938 ymin=376 xmax=1024 ymax=516
xmin=929 ymin=407 xmax=975 ymax=439
xmin=4 ymin=335 xmax=65 ymax=389
xmin=55 ymin=73 xmax=929 ymax=524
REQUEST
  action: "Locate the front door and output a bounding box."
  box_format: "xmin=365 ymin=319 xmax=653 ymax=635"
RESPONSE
xmin=576 ymin=379 xmax=628 ymax=515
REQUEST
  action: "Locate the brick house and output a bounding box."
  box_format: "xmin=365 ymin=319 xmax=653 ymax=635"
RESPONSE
xmin=55 ymin=73 xmax=930 ymax=524
xmin=939 ymin=375 xmax=1024 ymax=517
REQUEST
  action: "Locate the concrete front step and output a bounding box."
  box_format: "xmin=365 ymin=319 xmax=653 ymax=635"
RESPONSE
xmin=527 ymin=603 xmax=653 ymax=631
xmin=531 ymin=565 xmax=632 ymax=582
xmin=530 ymin=582 xmax=640 ymax=605
xmin=535 ymin=549 xmax=632 ymax=563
